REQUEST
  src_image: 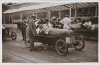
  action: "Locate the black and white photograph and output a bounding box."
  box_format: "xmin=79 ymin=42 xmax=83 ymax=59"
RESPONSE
xmin=2 ymin=1 xmax=99 ymax=63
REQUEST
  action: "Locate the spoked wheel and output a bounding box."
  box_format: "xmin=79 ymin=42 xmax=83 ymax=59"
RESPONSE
xmin=5 ymin=29 xmax=9 ymax=36
xmin=55 ymin=39 xmax=68 ymax=56
xmin=11 ymin=32 xmax=17 ymax=40
xmin=73 ymin=36 xmax=85 ymax=51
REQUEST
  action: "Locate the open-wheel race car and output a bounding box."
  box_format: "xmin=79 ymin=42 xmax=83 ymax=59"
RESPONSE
xmin=25 ymin=28 xmax=85 ymax=56
xmin=80 ymin=17 xmax=98 ymax=39
xmin=2 ymin=24 xmax=17 ymax=40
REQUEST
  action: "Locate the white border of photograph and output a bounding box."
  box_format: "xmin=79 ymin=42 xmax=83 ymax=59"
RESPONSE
xmin=0 ymin=0 xmax=100 ymax=65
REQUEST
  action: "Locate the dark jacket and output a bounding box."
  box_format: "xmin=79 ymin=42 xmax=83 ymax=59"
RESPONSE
xmin=20 ymin=20 xmax=27 ymax=30
xmin=53 ymin=22 xmax=63 ymax=29
xmin=29 ymin=19 xmax=37 ymax=36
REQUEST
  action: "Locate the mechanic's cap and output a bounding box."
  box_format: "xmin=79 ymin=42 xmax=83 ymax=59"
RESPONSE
xmin=51 ymin=16 xmax=56 ymax=20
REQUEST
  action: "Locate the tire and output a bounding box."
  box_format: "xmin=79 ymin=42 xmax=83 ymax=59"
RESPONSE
xmin=11 ymin=32 xmax=17 ymax=40
xmin=5 ymin=29 xmax=9 ymax=36
xmin=73 ymin=36 xmax=85 ymax=51
xmin=55 ymin=39 xmax=68 ymax=56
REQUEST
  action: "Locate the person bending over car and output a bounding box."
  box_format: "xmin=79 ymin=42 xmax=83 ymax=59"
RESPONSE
xmin=60 ymin=15 xmax=71 ymax=30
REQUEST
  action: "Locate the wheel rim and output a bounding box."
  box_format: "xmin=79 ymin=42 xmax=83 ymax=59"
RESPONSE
xmin=74 ymin=37 xmax=85 ymax=50
xmin=56 ymin=40 xmax=68 ymax=56
xmin=57 ymin=43 xmax=66 ymax=53
xmin=74 ymin=40 xmax=83 ymax=49
xmin=11 ymin=32 xmax=16 ymax=40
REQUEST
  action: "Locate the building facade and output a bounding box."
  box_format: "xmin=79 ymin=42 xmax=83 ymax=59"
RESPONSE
xmin=2 ymin=2 xmax=98 ymax=24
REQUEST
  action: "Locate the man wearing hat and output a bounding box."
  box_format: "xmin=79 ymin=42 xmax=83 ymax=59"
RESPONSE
xmin=51 ymin=16 xmax=57 ymax=23
xmin=60 ymin=15 xmax=71 ymax=30
xmin=53 ymin=18 xmax=63 ymax=29
xmin=28 ymin=15 xmax=37 ymax=51
xmin=50 ymin=16 xmax=57 ymax=28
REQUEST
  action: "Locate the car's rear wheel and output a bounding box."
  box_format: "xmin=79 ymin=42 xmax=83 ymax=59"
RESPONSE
xmin=73 ymin=36 xmax=85 ymax=51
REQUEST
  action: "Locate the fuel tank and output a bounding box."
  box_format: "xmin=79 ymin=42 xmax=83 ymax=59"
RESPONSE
xmin=41 ymin=28 xmax=73 ymax=37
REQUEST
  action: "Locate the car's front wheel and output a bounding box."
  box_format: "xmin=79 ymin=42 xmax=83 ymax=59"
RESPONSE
xmin=55 ymin=39 xmax=68 ymax=56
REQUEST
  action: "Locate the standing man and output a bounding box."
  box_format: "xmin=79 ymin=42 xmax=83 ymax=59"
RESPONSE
xmin=20 ymin=17 xmax=27 ymax=41
xmin=17 ymin=21 xmax=21 ymax=32
xmin=60 ymin=15 xmax=71 ymax=30
xmin=29 ymin=15 xmax=37 ymax=51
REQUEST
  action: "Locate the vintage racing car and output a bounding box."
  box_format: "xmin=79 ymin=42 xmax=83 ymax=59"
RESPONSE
xmin=2 ymin=24 xmax=17 ymax=40
xmin=25 ymin=27 xmax=85 ymax=56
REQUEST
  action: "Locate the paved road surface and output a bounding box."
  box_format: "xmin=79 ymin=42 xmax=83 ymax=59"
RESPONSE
xmin=2 ymin=31 xmax=98 ymax=63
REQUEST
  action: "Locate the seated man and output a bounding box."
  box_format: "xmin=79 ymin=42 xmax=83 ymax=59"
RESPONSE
xmin=91 ymin=24 xmax=98 ymax=31
xmin=36 ymin=19 xmax=49 ymax=35
xmin=82 ymin=19 xmax=92 ymax=30
xmin=53 ymin=18 xmax=63 ymax=29
xmin=60 ymin=15 xmax=71 ymax=30
xmin=36 ymin=19 xmax=43 ymax=34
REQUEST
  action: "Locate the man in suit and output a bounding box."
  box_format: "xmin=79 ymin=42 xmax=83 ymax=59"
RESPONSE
xmin=29 ymin=15 xmax=37 ymax=51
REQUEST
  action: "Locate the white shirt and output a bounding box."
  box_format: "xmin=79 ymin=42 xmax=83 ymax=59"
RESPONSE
xmin=35 ymin=20 xmax=39 ymax=26
xmin=83 ymin=21 xmax=92 ymax=27
xmin=91 ymin=24 xmax=98 ymax=30
xmin=60 ymin=17 xmax=71 ymax=29
xmin=47 ymin=22 xmax=53 ymax=28
xmin=36 ymin=28 xmax=41 ymax=34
